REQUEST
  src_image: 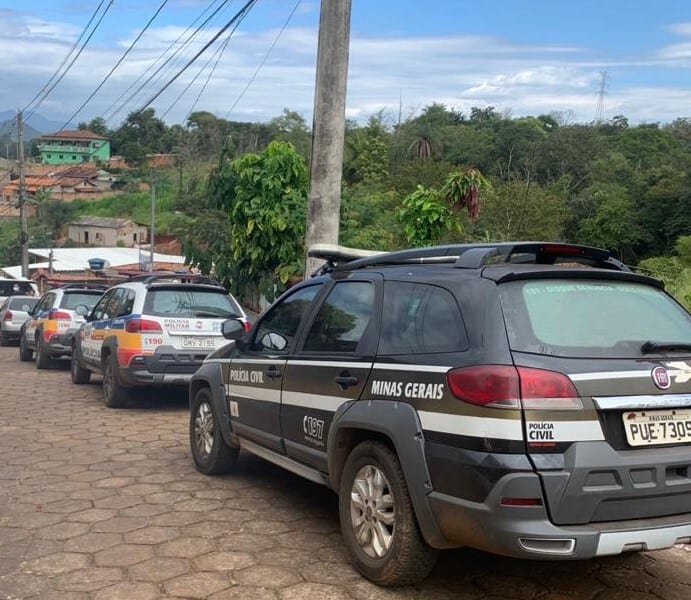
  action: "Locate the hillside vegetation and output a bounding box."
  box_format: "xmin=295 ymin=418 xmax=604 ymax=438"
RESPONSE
xmin=0 ymin=105 xmax=689 ymax=308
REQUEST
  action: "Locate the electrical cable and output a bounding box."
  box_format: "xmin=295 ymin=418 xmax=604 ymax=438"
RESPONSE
xmin=225 ymin=0 xmax=301 ymax=119
xmin=136 ymin=0 xmax=258 ymax=113
xmin=104 ymin=0 xmax=232 ymax=125
xmin=60 ymin=0 xmax=170 ymax=130
xmin=25 ymin=0 xmax=115 ymax=122
xmin=23 ymin=0 xmax=109 ymax=115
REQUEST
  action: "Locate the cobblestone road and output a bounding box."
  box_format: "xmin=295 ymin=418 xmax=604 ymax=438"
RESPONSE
xmin=1 ymin=346 xmax=690 ymax=599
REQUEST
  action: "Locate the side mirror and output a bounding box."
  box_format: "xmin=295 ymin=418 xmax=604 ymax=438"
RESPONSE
xmin=222 ymin=318 xmax=246 ymax=341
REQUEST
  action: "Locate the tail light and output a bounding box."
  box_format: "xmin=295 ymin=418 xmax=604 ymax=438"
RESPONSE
xmin=48 ymin=310 xmax=71 ymax=320
xmin=3 ymin=311 xmax=12 ymax=321
xmin=126 ymin=318 xmax=163 ymax=333
xmin=446 ymin=365 xmax=581 ymax=410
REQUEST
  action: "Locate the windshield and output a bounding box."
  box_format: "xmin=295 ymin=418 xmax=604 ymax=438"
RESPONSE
xmin=144 ymin=289 xmax=242 ymax=318
xmin=499 ymin=279 xmax=691 ymax=358
xmin=61 ymin=292 xmax=103 ymax=310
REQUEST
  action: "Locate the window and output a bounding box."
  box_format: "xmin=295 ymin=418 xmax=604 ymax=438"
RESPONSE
xmin=144 ymin=288 xmax=242 ymax=318
xmin=251 ymin=285 xmax=322 ymax=352
xmin=303 ymin=281 xmax=375 ymax=353
xmin=116 ymin=289 xmax=136 ymax=317
xmin=378 ymin=282 xmax=468 ymax=355
xmin=500 ymin=279 xmax=691 ymax=358
xmin=84 ymin=231 xmax=89 ymax=244
xmin=61 ymin=292 xmax=103 ymax=311
xmin=9 ymin=297 xmax=38 ymax=312
xmin=90 ymin=290 xmax=115 ymax=321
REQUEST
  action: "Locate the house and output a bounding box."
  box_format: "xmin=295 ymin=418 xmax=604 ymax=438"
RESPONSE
xmin=67 ymin=217 xmax=149 ymax=247
xmin=0 ymin=164 xmax=119 ymax=216
xmin=37 ymin=130 xmax=110 ymax=165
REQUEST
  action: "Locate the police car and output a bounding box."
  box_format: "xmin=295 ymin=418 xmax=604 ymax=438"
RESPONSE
xmin=19 ymin=284 xmax=106 ymax=368
xmin=70 ymin=273 xmax=248 ymax=408
xmin=188 ymin=242 xmax=691 ymax=586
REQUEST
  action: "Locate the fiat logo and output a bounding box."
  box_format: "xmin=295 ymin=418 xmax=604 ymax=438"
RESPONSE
xmin=651 ymin=366 xmax=671 ymax=390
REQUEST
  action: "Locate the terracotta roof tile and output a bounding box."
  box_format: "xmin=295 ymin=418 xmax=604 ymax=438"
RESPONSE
xmin=40 ymin=129 xmax=109 ymax=141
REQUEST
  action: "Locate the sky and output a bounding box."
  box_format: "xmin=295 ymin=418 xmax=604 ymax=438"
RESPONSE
xmin=0 ymin=0 xmax=690 ymax=129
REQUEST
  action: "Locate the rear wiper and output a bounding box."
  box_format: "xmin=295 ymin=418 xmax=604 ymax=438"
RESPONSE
xmin=641 ymin=340 xmax=691 ymax=354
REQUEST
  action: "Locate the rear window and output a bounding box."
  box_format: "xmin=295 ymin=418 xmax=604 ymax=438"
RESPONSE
xmin=9 ymin=297 xmax=38 ymax=311
xmin=144 ymin=288 xmax=242 ymax=318
xmin=61 ymin=292 xmax=103 ymax=311
xmin=500 ymin=279 xmax=691 ymax=358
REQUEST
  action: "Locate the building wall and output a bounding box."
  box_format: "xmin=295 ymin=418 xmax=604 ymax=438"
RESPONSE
xmin=67 ymin=223 xmax=148 ymax=247
xmin=40 ymin=140 xmax=111 ymax=165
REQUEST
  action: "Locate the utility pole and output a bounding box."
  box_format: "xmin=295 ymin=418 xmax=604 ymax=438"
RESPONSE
xmin=149 ymin=170 xmax=156 ymax=272
xmin=304 ymin=0 xmax=352 ymax=276
xmin=17 ymin=110 xmax=29 ymax=278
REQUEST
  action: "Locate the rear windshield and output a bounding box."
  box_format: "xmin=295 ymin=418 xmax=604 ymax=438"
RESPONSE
xmin=144 ymin=288 xmax=242 ymax=318
xmin=499 ymin=279 xmax=691 ymax=358
xmin=61 ymin=292 xmax=103 ymax=310
xmin=9 ymin=297 xmax=39 ymax=311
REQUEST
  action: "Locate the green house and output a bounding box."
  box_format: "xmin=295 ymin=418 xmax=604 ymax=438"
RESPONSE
xmin=38 ymin=130 xmax=110 ymax=165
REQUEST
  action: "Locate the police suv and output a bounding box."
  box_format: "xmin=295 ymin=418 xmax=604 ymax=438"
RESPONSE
xmin=188 ymin=242 xmax=691 ymax=586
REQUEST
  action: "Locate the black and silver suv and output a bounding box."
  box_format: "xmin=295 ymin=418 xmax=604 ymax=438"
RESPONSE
xmin=188 ymin=242 xmax=691 ymax=586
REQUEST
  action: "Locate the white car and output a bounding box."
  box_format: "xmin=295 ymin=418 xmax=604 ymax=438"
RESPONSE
xmin=0 ymin=295 xmax=39 ymax=346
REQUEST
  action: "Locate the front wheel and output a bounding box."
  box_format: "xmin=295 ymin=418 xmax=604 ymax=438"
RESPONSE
xmin=102 ymin=353 xmax=129 ymax=408
xmin=339 ymin=441 xmax=438 ymax=586
xmin=190 ymin=387 xmax=238 ymax=475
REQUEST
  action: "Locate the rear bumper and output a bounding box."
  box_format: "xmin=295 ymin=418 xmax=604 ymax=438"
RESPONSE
xmin=427 ymin=471 xmax=691 ymax=558
xmin=117 ymin=346 xmax=207 ymax=387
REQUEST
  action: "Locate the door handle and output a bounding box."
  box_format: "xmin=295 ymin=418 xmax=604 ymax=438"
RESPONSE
xmin=334 ymin=374 xmax=359 ymax=389
xmin=266 ymin=367 xmax=282 ymax=379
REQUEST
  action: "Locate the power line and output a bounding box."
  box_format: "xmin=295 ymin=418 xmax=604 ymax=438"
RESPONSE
xmin=23 ymin=0 xmax=109 ymax=115
xmin=225 ymin=0 xmax=301 ymax=119
xmin=137 ymin=0 xmax=258 ymax=114
xmin=25 ymin=0 xmax=115 ymax=122
xmin=61 ymin=0 xmax=171 ymax=130
xmin=103 ymin=0 xmax=232 ymax=125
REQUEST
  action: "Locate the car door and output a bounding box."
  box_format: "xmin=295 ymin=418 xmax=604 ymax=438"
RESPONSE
xmin=81 ymin=289 xmax=120 ymax=368
xmin=26 ymin=292 xmax=56 ymax=349
xmin=280 ymin=276 xmax=381 ymax=471
xmin=226 ymin=283 xmax=324 ymax=453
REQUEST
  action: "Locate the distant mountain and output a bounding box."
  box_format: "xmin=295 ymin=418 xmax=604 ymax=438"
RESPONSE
xmin=0 ymin=111 xmax=75 ymax=139
xmin=0 ymin=118 xmax=42 ymax=141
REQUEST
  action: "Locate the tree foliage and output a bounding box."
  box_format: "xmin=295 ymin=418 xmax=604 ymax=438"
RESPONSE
xmin=185 ymin=140 xmax=308 ymax=303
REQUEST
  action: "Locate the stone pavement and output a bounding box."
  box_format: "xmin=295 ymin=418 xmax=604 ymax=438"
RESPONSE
xmin=1 ymin=346 xmax=690 ymax=600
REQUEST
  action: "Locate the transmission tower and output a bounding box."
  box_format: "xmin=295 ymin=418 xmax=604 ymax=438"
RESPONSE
xmin=595 ymin=71 xmax=608 ymax=124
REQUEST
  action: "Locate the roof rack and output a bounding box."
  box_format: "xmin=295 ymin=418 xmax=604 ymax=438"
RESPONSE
xmin=59 ymin=283 xmax=109 ymax=291
xmin=308 ymin=244 xmax=385 ymax=276
xmin=126 ymin=272 xmax=223 ymax=286
xmin=319 ymin=242 xmax=630 ymax=273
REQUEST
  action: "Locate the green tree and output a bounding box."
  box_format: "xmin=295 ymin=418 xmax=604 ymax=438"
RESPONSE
xmin=397 ymin=185 xmax=461 ymax=247
xmin=185 ymin=141 xmax=308 ymax=302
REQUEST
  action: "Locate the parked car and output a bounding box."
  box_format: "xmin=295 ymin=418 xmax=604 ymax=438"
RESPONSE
xmin=0 ymin=295 xmax=39 ymax=346
xmin=189 ymin=242 xmax=691 ymax=586
xmin=20 ymin=284 xmax=107 ymax=368
xmin=70 ymin=273 xmax=248 ymax=408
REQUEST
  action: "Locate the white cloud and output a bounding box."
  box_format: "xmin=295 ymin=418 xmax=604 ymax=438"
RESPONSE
xmin=1 ymin=9 xmax=690 ymax=129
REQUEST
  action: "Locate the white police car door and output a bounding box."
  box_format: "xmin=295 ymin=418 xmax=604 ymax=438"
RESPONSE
xmin=280 ymin=277 xmax=380 ymax=472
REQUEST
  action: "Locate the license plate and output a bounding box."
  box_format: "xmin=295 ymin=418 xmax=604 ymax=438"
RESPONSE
xmin=623 ymin=410 xmax=691 ymax=446
xmin=180 ymin=336 xmax=217 ymax=350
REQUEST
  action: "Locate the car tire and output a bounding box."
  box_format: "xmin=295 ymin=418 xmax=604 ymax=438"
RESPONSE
xmin=71 ymin=348 xmax=91 ymax=384
xmin=190 ymin=387 xmax=238 ymax=475
xmin=338 ymin=440 xmax=438 ymax=586
xmin=34 ymin=332 xmax=51 ymax=370
xmin=102 ymin=352 xmax=129 ymax=408
xmin=19 ymin=332 xmax=33 ymax=362
xmin=0 ymin=328 xmax=8 ymax=347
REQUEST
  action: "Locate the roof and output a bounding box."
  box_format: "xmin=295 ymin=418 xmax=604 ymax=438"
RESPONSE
xmin=40 ymin=129 xmax=109 ymax=141
xmin=29 ymin=247 xmax=186 ymax=271
xmin=69 ymin=216 xmax=137 ymax=229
